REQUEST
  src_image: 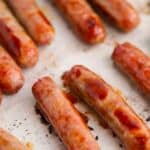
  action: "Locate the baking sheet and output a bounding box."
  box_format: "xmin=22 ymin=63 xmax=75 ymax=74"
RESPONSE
xmin=0 ymin=0 xmax=150 ymax=149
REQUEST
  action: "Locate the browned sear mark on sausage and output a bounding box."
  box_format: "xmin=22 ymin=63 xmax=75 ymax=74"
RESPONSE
xmin=135 ymin=134 xmax=148 ymax=149
xmin=87 ymin=16 xmax=97 ymax=29
xmin=0 ymin=20 xmax=20 ymax=56
xmin=114 ymin=108 xmax=140 ymax=130
xmin=0 ymin=20 xmax=21 ymax=57
xmin=84 ymin=78 xmax=108 ymax=100
xmin=86 ymin=16 xmax=101 ymax=36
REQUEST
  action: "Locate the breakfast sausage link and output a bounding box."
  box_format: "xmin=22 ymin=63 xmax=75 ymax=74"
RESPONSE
xmin=90 ymin=0 xmax=140 ymax=31
xmin=54 ymin=0 xmax=105 ymax=44
xmin=0 ymin=0 xmax=38 ymax=68
xmin=62 ymin=65 xmax=150 ymax=150
xmin=6 ymin=0 xmax=55 ymax=45
xmin=0 ymin=46 xmax=24 ymax=94
xmin=0 ymin=128 xmax=29 ymax=150
xmin=112 ymin=42 xmax=150 ymax=97
xmin=32 ymin=76 xmax=101 ymax=150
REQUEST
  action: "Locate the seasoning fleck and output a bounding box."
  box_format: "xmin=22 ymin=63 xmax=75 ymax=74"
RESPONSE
xmin=119 ymin=143 xmax=123 ymax=148
xmin=112 ymin=131 xmax=117 ymax=138
xmin=146 ymin=116 xmax=150 ymax=122
xmin=48 ymin=125 xmax=53 ymax=134
xmin=88 ymin=126 xmax=94 ymax=131
xmin=95 ymin=136 xmax=99 ymax=140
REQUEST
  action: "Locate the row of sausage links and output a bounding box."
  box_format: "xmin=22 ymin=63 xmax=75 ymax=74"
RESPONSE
xmin=0 ymin=0 xmax=144 ymax=100
xmin=0 ymin=40 xmax=148 ymax=101
xmin=0 ymin=41 xmax=148 ymax=102
xmin=0 ymin=0 xmax=141 ymax=59
xmin=0 ymin=0 xmax=140 ymax=51
xmin=0 ymin=0 xmax=54 ymax=67
xmin=32 ymin=76 xmax=101 ymax=150
xmin=55 ymin=0 xmax=140 ymax=44
xmin=2 ymin=42 xmax=149 ymax=149
xmin=0 ymin=0 xmax=55 ymax=100
xmin=32 ymin=44 xmax=150 ymax=150
xmin=62 ymin=65 xmax=150 ymax=150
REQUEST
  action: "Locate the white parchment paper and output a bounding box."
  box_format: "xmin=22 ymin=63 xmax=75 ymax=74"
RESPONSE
xmin=0 ymin=0 xmax=150 ymax=149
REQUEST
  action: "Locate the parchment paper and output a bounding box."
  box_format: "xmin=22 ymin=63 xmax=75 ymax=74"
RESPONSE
xmin=0 ymin=0 xmax=150 ymax=149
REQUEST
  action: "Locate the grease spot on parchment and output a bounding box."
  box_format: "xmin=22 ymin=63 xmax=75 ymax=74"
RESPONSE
xmin=139 ymin=2 xmax=150 ymax=15
xmin=26 ymin=142 xmax=33 ymax=150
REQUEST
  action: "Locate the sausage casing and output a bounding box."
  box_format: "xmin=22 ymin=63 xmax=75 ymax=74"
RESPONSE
xmin=0 ymin=128 xmax=29 ymax=150
xmin=0 ymin=46 xmax=24 ymax=94
xmin=62 ymin=65 xmax=150 ymax=150
xmin=32 ymin=76 xmax=101 ymax=150
xmin=0 ymin=0 xmax=38 ymax=67
xmin=90 ymin=0 xmax=140 ymax=31
xmin=6 ymin=0 xmax=55 ymax=45
xmin=0 ymin=88 xmax=3 ymax=103
xmin=112 ymin=42 xmax=150 ymax=97
xmin=55 ymin=0 xmax=105 ymax=44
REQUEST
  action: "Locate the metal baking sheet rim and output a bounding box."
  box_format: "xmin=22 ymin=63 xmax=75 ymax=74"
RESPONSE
xmin=0 ymin=0 xmax=150 ymax=150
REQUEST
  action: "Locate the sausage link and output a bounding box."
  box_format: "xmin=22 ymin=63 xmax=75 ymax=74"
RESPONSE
xmin=0 ymin=128 xmax=29 ymax=150
xmin=0 ymin=46 xmax=24 ymax=94
xmin=32 ymin=76 xmax=101 ymax=150
xmin=90 ymin=0 xmax=140 ymax=31
xmin=0 ymin=0 xmax=38 ymax=68
xmin=62 ymin=65 xmax=150 ymax=150
xmin=6 ymin=0 xmax=55 ymax=45
xmin=54 ymin=0 xmax=105 ymax=44
xmin=112 ymin=42 xmax=150 ymax=97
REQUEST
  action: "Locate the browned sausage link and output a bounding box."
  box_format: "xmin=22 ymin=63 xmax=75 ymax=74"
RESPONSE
xmin=112 ymin=42 xmax=150 ymax=97
xmin=32 ymin=76 xmax=101 ymax=150
xmin=62 ymin=65 xmax=150 ymax=150
xmin=0 ymin=0 xmax=38 ymax=68
xmin=0 ymin=128 xmax=29 ymax=150
xmin=6 ymin=0 xmax=55 ymax=45
xmin=54 ymin=0 xmax=105 ymax=44
xmin=0 ymin=46 xmax=24 ymax=94
xmin=90 ymin=0 xmax=140 ymax=31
